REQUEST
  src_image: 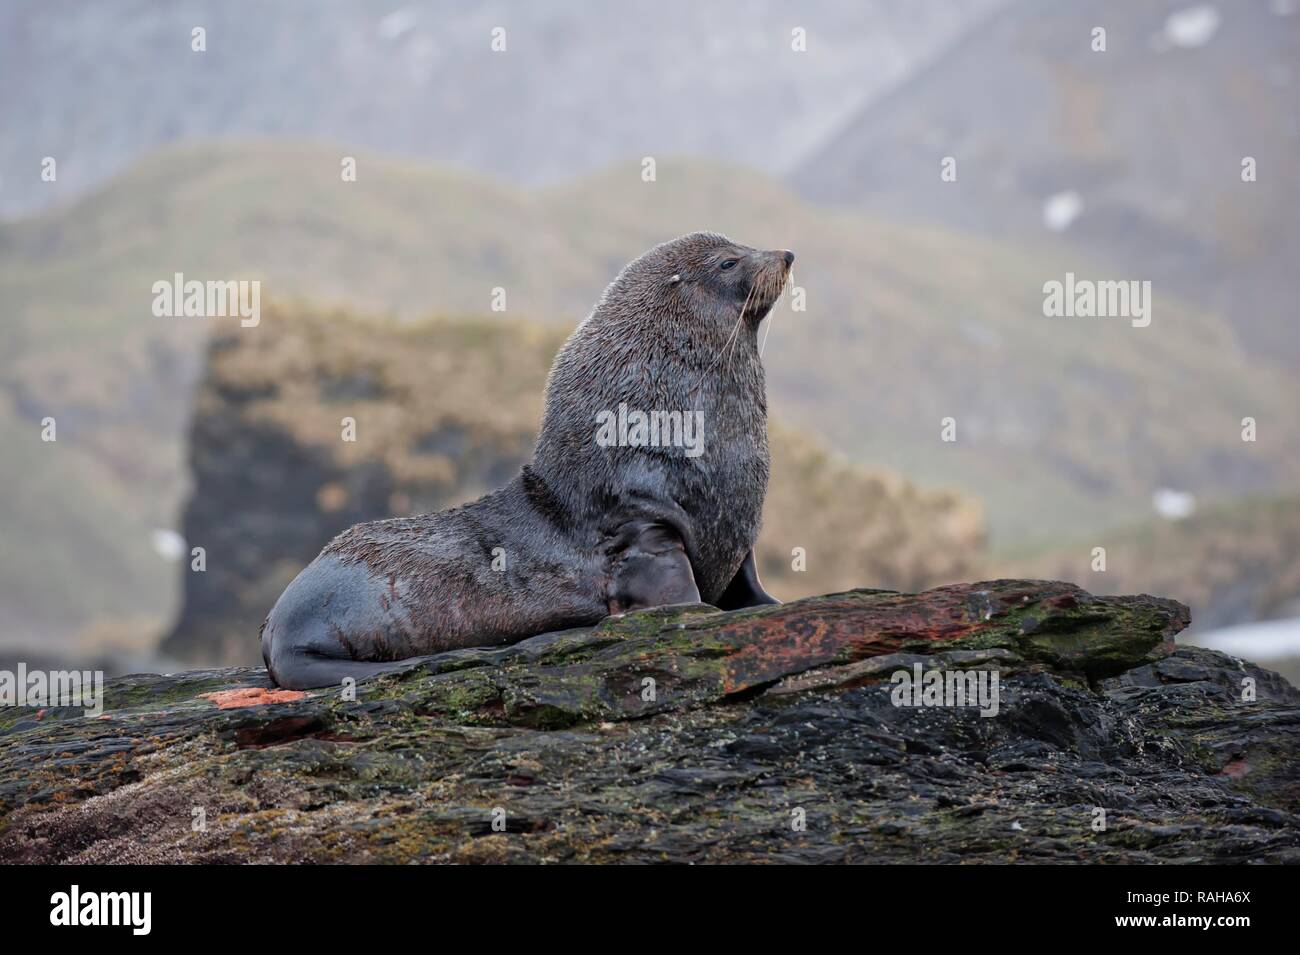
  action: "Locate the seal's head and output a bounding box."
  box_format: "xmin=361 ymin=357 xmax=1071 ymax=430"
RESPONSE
xmin=605 ymin=232 xmax=794 ymax=334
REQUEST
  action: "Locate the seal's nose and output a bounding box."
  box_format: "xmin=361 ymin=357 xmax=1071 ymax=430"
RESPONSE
xmin=781 ymin=250 xmax=795 ymax=267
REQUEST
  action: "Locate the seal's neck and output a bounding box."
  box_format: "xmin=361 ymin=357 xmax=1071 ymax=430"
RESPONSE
xmin=529 ymin=301 xmax=767 ymax=501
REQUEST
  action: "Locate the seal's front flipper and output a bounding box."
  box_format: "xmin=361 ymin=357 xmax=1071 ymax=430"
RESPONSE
xmin=607 ymin=520 xmax=702 ymax=614
xmin=716 ymin=549 xmax=780 ymax=610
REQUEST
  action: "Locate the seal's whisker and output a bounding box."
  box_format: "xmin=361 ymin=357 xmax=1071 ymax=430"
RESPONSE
xmin=697 ymin=277 xmax=756 ymax=387
xmin=721 ymin=278 xmax=759 ymax=370
xmin=760 ymin=264 xmax=786 ymax=358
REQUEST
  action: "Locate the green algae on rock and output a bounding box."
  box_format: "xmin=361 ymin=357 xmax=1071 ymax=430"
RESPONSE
xmin=1 ymin=580 xmax=1296 ymax=864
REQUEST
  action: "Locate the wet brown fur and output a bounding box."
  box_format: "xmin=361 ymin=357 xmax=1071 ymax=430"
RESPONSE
xmin=261 ymin=233 xmax=791 ymax=688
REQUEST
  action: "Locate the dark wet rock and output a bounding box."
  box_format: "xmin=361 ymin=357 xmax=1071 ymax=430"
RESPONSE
xmin=1 ymin=580 xmax=1295 ymax=864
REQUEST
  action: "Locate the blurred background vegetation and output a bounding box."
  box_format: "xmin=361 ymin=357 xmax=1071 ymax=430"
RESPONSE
xmin=1 ymin=1 xmax=1296 ymax=680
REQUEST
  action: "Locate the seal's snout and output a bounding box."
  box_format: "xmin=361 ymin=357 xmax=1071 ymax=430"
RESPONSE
xmin=737 ymin=248 xmax=795 ymax=323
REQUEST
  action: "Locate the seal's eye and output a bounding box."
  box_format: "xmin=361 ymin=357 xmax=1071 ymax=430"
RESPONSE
xmin=719 ymin=259 xmax=738 ymax=271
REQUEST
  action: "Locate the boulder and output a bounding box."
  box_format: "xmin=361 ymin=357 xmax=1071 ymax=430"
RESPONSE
xmin=3 ymin=580 xmax=1296 ymax=864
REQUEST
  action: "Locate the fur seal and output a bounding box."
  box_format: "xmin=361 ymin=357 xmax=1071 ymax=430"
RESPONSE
xmin=262 ymin=232 xmax=793 ymax=689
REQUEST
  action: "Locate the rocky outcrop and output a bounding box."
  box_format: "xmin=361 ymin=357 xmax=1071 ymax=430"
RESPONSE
xmin=4 ymin=580 xmax=1296 ymax=864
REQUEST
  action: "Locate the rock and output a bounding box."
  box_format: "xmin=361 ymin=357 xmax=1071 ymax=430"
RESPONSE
xmin=2 ymin=580 xmax=1296 ymax=864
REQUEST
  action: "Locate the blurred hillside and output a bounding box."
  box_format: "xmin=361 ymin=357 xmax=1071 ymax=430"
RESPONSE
xmin=3 ymin=141 xmax=1298 ymax=653
xmin=0 ymin=0 xmax=1001 ymax=217
xmin=795 ymin=0 xmax=1300 ymax=365
xmin=162 ymin=306 xmax=984 ymax=666
xmin=1009 ymin=492 xmax=1300 ymax=634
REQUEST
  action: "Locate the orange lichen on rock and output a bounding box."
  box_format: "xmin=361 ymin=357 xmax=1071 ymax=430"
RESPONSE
xmin=201 ymin=687 xmax=306 ymax=709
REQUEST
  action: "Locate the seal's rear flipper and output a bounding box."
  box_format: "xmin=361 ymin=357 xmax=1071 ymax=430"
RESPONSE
xmin=716 ymin=549 xmax=780 ymax=610
xmin=267 ymin=653 xmax=428 ymax=691
xmin=607 ymin=520 xmax=701 ymax=613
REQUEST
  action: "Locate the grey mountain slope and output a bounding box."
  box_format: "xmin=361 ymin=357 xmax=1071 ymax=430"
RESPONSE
xmin=0 ymin=0 xmax=1001 ymax=217
xmin=793 ymin=0 xmax=1300 ymax=365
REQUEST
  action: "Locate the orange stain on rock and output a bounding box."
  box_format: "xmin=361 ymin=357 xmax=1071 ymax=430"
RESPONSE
xmin=202 ymin=687 xmax=306 ymax=709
